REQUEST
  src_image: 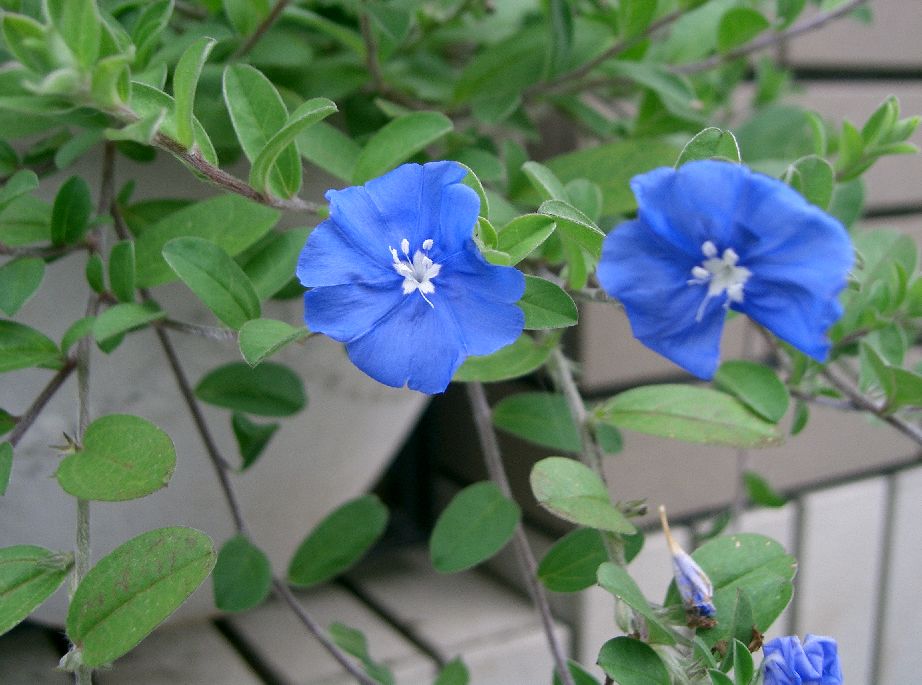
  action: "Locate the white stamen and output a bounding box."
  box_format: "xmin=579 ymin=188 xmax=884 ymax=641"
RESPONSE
xmin=390 ymin=237 xmax=442 ymax=308
xmin=687 ymin=241 xmax=752 ymax=322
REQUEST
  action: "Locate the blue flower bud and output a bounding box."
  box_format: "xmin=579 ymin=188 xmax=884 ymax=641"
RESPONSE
xmin=762 ymin=634 xmax=843 ymax=685
xmin=659 ymin=505 xmax=716 ymax=623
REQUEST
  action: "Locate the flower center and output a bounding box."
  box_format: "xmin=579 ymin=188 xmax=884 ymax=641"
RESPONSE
xmin=687 ymin=240 xmax=752 ymax=322
xmin=390 ymin=237 xmax=441 ymax=308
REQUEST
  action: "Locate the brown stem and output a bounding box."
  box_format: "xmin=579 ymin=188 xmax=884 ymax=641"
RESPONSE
xmin=674 ymin=0 xmax=868 ymax=74
xmin=7 ymin=359 xmax=77 ymax=448
xmin=0 ymin=243 xmax=82 ymax=258
xmin=234 ymin=0 xmax=292 ymax=58
xmin=465 ymin=383 xmax=575 ymax=685
xmin=359 ymin=7 xmax=384 ymax=92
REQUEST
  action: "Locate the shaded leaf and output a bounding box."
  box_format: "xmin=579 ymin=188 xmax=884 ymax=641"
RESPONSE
xmin=0 ymin=545 xmax=72 ymax=636
xmin=230 ymin=413 xmax=278 ymax=471
xmin=213 ymin=534 xmax=272 ymax=612
xmin=195 ymin=362 xmax=306 ymax=417
xmin=352 ymin=112 xmax=453 ymax=184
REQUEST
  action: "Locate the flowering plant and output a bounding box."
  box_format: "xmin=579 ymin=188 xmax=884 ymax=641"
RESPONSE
xmin=0 ymin=1 xmax=918 ymax=684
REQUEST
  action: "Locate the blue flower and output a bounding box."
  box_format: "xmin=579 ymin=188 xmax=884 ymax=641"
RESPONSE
xmin=296 ymin=161 xmax=525 ymax=394
xmin=763 ymin=634 xmax=843 ymax=685
xmin=597 ymin=160 xmax=853 ymax=380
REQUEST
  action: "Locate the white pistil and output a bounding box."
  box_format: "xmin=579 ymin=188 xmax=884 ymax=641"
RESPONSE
xmin=687 ymin=241 xmax=752 ymax=321
xmin=390 ymin=237 xmax=441 ymax=308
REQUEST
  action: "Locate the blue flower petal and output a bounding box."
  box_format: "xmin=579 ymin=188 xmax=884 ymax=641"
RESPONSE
xmin=304 ymin=280 xmax=406 ymax=342
xmin=439 ymin=247 xmax=525 ymax=356
xmin=297 ymin=219 xmax=396 ymax=288
xmin=345 ymin=295 xmax=465 ymax=394
xmin=598 ymin=219 xmax=725 ymax=379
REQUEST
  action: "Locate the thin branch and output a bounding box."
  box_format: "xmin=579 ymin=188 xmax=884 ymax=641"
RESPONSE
xmin=7 ymin=359 xmax=77 ymax=448
xmin=674 ymin=0 xmax=868 ymax=75
xmin=532 ymin=9 xmax=683 ymax=95
xmin=550 ymin=348 xmax=606 ymax=481
xmin=359 ymin=7 xmax=384 ymax=92
xmin=152 ymin=133 xmax=320 ymax=213
xmin=235 ymin=0 xmax=293 ymax=58
xmin=821 ymin=365 xmax=922 ymax=447
xmin=158 ymin=318 xmax=239 ymax=342
xmin=0 ymin=242 xmax=82 ymax=258
xmin=465 ymin=383 xmax=575 ymax=685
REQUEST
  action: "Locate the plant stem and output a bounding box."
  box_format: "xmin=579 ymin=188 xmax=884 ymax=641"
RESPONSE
xmin=359 ymin=6 xmax=384 ymax=92
xmin=465 ymin=382 xmax=575 ymax=685
xmin=674 ymin=0 xmax=868 ymax=74
xmin=235 ymin=0 xmax=292 ymax=57
xmin=158 ymin=318 xmax=239 ymax=342
xmin=8 ymin=359 xmax=76 ymax=448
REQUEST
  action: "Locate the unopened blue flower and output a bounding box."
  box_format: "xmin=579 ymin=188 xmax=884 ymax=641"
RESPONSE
xmin=597 ymin=161 xmax=853 ymax=380
xmin=296 ymin=161 xmax=525 ymax=394
xmin=659 ymin=506 xmax=716 ymax=621
xmin=763 ymin=634 xmax=843 ymax=685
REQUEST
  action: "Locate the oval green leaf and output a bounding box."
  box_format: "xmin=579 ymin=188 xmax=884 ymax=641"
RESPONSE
xmin=230 ymin=412 xmax=279 ymax=471
xmin=597 ymin=637 xmax=670 ymax=685
xmin=454 ymin=334 xmax=554 ymax=383
xmin=172 ymin=36 xmax=216 ymax=149
xmin=495 ymin=214 xmax=557 ymax=265
xmin=288 ymin=495 xmax=389 ymax=587
xmin=195 ymin=361 xmax=306 ymax=416
xmin=537 ymin=528 xmax=608 ymax=593
xmin=0 ymin=545 xmax=72 ymax=636
xmin=0 ymin=257 xmax=44 ymax=316
xmin=0 ymin=441 xmax=11 ymax=495
xmin=714 ymin=360 xmax=789 ymax=424
xmin=162 ymin=237 xmax=261 ymax=329
xmin=530 ymin=457 xmax=635 ymax=534
xmin=213 ymin=534 xmax=272 ymax=613
xmin=67 ymin=527 xmax=216 ymax=666
xmin=519 ymin=275 xmax=578 ymax=330
xmin=92 ymin=302 xmax=165 ymax=346
xmin=492 ymin=392 xmax=580 ymax=453
xmin=352 ymin=112 xmax=453 ymax=183
xmin=55 ymin=414 xmax=176 ymax=501
xmin=717 ymin=7 xmax=770 ymax=53
xmin=538 ymin=199 xmax=604 ymax=257
xmin=238 ymin=318 xmax=308 ymax=367
xmin=596 ymin=384 xmax=782 ymax=448
xmin=597 ymin=562 xmax=674 ymax=644
xmin=50 ymin=176 xmax=92 ymax=246
xmin=430 ymin=481 xmax=521 ymax=573
xmin=0 ymin=320 xmax=62 ymax=373
xmin=676 ymin=127 xmax=741 ymax=167
xmin=108 ymin=240 xmax=136 ymax=303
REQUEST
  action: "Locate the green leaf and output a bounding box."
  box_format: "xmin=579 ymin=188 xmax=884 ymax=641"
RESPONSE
xmin=0 ymin=545 xmax=72 ymax=636
xmin=135 ymin=195 xmax=279 ymax=287
xmin=93 ymin=302 xmax=165 ymax=346
xmin=717 ymin=8 xmax=770 ymax=53
xmin=288 ymin=495 xmax=389 ymax=587
xmin=223 ymin=0 xmax=270 ymax=35
xmin=530 ymin=457 xmax=635 ymax=534
xmin=67 ymin=527 xmax=216 ymax=666
xmin=250 ymin=97 xmax=337 ymax=197
xmin=238 ymin=318 xmax=308 ymax=367
xmin=743 ymin=471 xmax=786 ymax=508
xmin=352 ymin=112 xmax=454 ymax=184
xmin=522 ymin=161 xmax=569 ymax=201
xmin=172 ymin=37 xmax=216 ymax=149
xmin=776 ymin=0 xmax=807 ymax=29
xmin=130 ymin=0 xmax=173 ymax=69
xmin=329 ymin=623 xmax=395 ymax=685
xmin=663 ymin=533 xmax=796 ymax=647
xmin=495 ymin=214 xmax=557 ymax=265
xmin=195 ymin=361 xmax=306 ymax=417
xmin=126 ymin=82 xmax=218 ymax=165
xmin=709 ymin=670 xmax=735 ymax=685
xmin=554 ymin=661 xmax=601 ymax=685
xmin=297 ymin=122 xmax=361 ymax=182
xmin=731 ymin=637 xmax=755 ymax=685
xmin=237 ymin=226 xmax=310 ymax=300
xmin=0 ymin=320 xmax=62 ymax=373
xmin=784 ymin=155 xmax=835 ymax=210
xmin=538 ymin=528 xmax=608 ymax=593
xmin=606 ymin=62 xmax=701 ymax=122
xmin=45 ymin=0 xmax=101 ymax=67
xmin=0 ymin=257 xmax=44 ymax=316
xmin=223 ymin=64 xmax=301 ymax=199
xmin=434 ymin=658 xmax=470 ymax=685
xmin=1 ymin=14 xmax=52 ymax=74
xmin=714 ymin=360 xmax=789 ymax=423
xmin=0 ymin=442 xmax=11 ymax=495
xmin=108 ymin=240 xmax=135 ymax=303
xmin=213 ymin=534 xmax=272 ymax=613
xmin=519 ymin=276 xmax=577 ymax=330
xmin=55 ymin=414 xmax=176 ymax=501
xmin=90 ymin=55 xmax=131 ymax=108
xmin=50 ymin=176 xmax=92 ymax=246
xmin=538 ymin=200 xmax=605 ymax=257
xmin=492 ymin=392 xmax=580 ymax=453
xmin=676 ymin=128 xmax=741 ymax=166
xmin=889 ymin=368 xmax=922 ymax=410
xmin=84 ymin=252 xmax=105 ymax=293
xmin=620 ymin=0 xmax=658 ymax=39
xmin=596 ymin=384 xmax=783 ymax=448
xmin=163 ymin=237 xmax=261 ymax=329
xmin=597 ymin=637 xmax=670 ymax=685
xmin=454 ymin=334 xmax=553 ymax=383
xmin=0 ymin=170 xmax=39 ymax=214
xmin=61 ymin=316 xmax=95 ymax=354
xmin=430 ymin=482 xmax=521 ymax=573
xmin=230 ymin=413 xmax=278 ymax=471
xmin=597 ymin=562 xmax=675 ymax=644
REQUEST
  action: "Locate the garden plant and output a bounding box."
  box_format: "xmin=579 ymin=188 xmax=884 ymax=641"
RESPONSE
xmin=0 ymin=0 xmax=918 ymax=684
